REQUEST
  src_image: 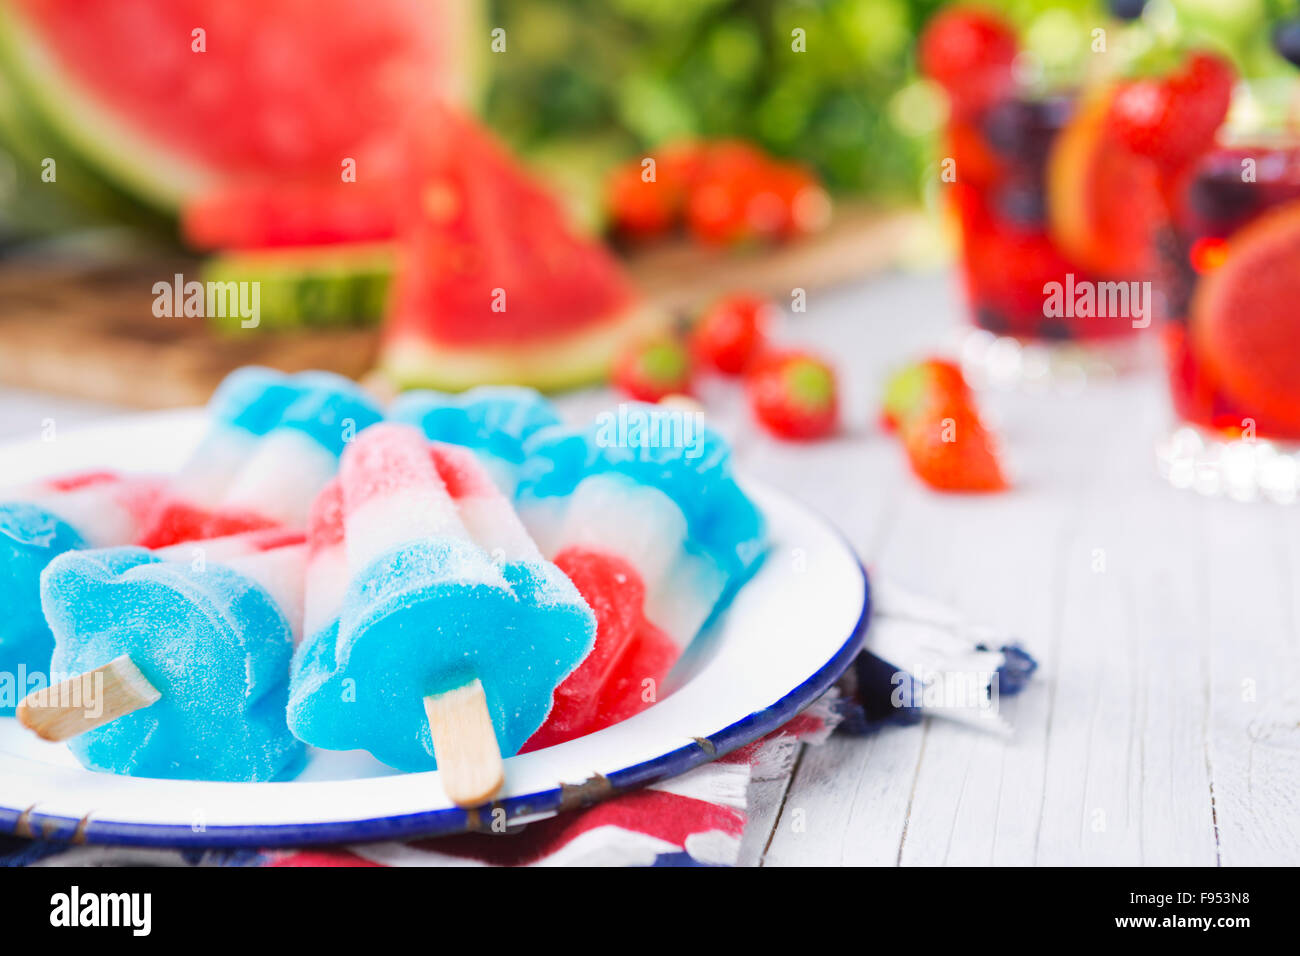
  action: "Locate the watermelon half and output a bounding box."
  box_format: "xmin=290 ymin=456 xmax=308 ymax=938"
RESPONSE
xmin=0 ymin=0 xmax=483 ymax=213
xmin=0 ymin=43 xmax=173 ymax=235
xmin=380 ymin=103 xmax=665 ymax=392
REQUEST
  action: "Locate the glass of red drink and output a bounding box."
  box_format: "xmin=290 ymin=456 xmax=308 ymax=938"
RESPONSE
xmin=948 ymin=92 xmax=1154 ymax=344
xmin=1155 ymin=139 xmax=1300 ymax=500
xmin=920 ymin=8 xmax=1169 ymax=384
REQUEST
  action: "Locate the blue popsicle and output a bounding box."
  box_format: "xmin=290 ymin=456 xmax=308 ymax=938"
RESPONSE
xmin=35 ymin=531 xmax=308 ymax=781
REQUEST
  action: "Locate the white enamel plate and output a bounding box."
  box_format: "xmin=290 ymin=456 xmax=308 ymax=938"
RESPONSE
xmin=0 ymin=411 xmax=869 ymax=846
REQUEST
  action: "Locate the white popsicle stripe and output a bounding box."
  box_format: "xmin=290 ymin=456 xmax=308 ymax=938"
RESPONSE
xmin=526 ymin=473 xmax=723 ymax=651
xmin=220 ymin=429 xmax=340 ymax=527
xmin=16 ymin=475 xmax=160 ymax=547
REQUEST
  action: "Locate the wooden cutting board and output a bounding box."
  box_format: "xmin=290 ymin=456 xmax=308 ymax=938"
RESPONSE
xmin=0 ymin=205 xmax=924 ymax=408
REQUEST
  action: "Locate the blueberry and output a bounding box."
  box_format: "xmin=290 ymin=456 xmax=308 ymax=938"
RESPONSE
xmin=979 ymin=96 xmax=1074 ymax=167
xmin=993 ymin=181 xmax=1047 ymax=226
xmin=1108 ymin=0 xmax=1147 ymax=21
xmin=1037 ymin=319 xmax=1074 ymax=341
xmin=1186 ymin=162 xmax=1260 ymax=228
xmin=1275 ymin=20 xmax=1300 ymax=68
xmin=1152 ymin=228 xmax=1195 ymax=322
xmin=975 ymin=306 xmax=1009 ymax=334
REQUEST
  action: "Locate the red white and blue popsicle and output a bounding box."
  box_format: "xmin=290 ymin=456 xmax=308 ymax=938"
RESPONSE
xmin=135 ymin=368 xmax=383 ymax=547
xmin=516 ymin=403 xmax=768 ymax=748
xmin=0 ymin=471 xmax=163 ymax=714
xmin=288 ymin=423 xmax=595 ymax=804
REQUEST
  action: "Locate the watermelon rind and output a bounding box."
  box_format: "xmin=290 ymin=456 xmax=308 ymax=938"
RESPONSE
xmin=0 ymin=0 xmax=214 ymax=211
xmin=0 ymin=44 xmax=172 ymax=234
xmin=381 ymin=303 xmax=668 ymax=393
xmin=202 ymin=243 xmax=395 ymax=333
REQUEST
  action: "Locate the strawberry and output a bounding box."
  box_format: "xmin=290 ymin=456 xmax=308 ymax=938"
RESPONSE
xmin=746 ymin=164 xmax=832 ymax=241
xmin=605 ymin=161 xmax=682 ymax=240
xmin=1107 ymin=52 xmax=1234 ymax=172
xmin=880 ymin=358 xmax=969 ymax=432
xmin=900 ymin=399 xmax=1008 ymax=493
xmin=685 ymin=142 xmax=830 ymax=245
xmin=1106 ymin=79 xmax=1171 ymax=156
xmin=918 ymin=7 xmax=1018 ymax=118
xmin=746 ymin=350 xmax=839 ymax=440
xmin=881 ymin=358 xmax=1008 ymax=492
xmin=686 ymin=175 xmax=751 ymax=245
xmin=691 ymin=294 xmax=772 ymax=375
xmin=684 ymin=142 xmax=770 ymax=245
xmin=605 ymin=140 xmax=708 ymax=240
xmin=612 ymin=336 xmax=693 ymax=403
xmin=657 ymin=140 xmax=711 ymax=187
xmin=608 ymin=138 xmax=828 ymax=246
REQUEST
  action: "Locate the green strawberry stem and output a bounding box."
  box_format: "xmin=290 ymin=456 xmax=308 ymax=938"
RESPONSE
xmin=639 ymin=340 xmax=690 ymax=386
xmin=785 ymin=360 xmax=834 ymax=410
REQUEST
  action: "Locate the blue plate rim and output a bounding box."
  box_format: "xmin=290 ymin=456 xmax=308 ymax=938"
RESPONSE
xmin=3 ymin=553 xmax=870 ymax=849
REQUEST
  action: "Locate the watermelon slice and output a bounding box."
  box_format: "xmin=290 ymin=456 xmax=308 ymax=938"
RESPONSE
xmin=181 ymin=178 xmax=401 ymax=250
xmin=0 ymin=0 xmax=483 ymax=213
xmin=379 ymin=103 xmax=664 ymax=392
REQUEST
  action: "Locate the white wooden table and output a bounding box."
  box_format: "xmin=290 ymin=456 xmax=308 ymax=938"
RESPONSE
xmin=4 ymin=269 xmax=1298 ymax=866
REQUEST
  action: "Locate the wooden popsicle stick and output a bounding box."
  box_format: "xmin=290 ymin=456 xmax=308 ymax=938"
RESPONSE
xmin=16 ymin=654 xmax=161 ymax=742
xmin=424 ymin=678 xmax=504 ymax=808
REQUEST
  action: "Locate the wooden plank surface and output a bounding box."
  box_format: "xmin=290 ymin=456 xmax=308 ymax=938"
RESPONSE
xmin=0 ymin=204 xmax=924 ymax=408
xmin=0 ymin=259 xmax=380 ymax=408
xmin=691 ymin=272 xmax=1300 ymax=866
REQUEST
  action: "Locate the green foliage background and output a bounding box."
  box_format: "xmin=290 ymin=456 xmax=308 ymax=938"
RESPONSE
xmin=483 ymin=0 xmax=1298 ymax=205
